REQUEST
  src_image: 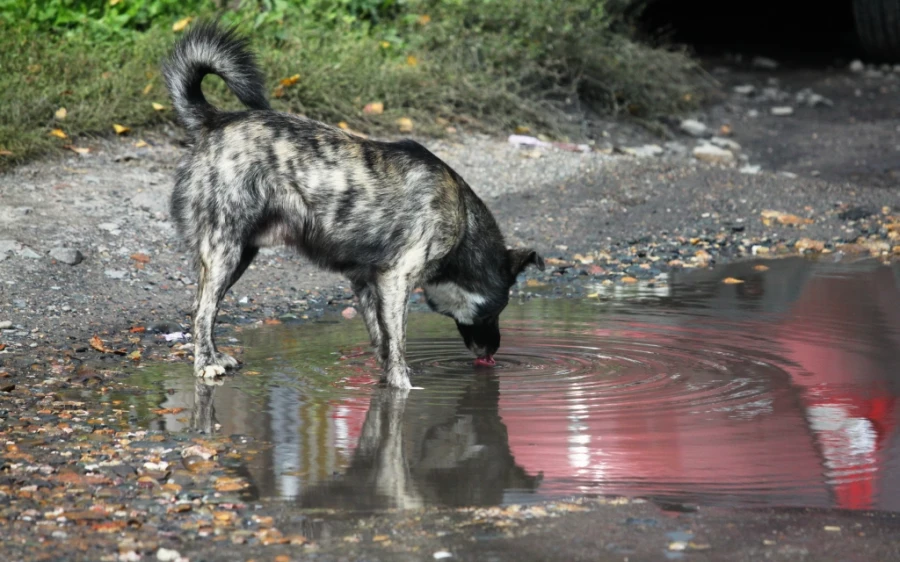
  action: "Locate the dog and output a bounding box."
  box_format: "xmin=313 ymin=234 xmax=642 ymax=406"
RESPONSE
xmin=162 ymin=22 xmax=544 ymax=390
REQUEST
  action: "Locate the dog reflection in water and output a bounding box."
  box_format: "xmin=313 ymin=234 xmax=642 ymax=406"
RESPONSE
xmin=190 ymin=375 xmax=541 ymax=508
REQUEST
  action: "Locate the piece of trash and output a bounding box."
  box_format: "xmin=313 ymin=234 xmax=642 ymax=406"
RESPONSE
xmin=508 ymin=134 xmax=551 ymax=148
xmin=824 ymin=525 xmax=841 ymax=532
xmin=433 ymin=552 xmax=453 ymax=560
xmin=164 ymin=332 xmax=186 ymax=342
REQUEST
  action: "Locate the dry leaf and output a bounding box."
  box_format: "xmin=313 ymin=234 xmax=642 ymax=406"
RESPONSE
xmin=795 ymin=238 xmax=825 ymax=252
xmin=142 ymin=83 xmax=153 ymax=95
xmin=128 ymin=350 xmax=142 ymax=361
xmin=363 ymin=102 xmax=384 ymax=115
xmin=760 ymin=210 xmax=813 ymax=226
xmin=113 ymin=124 xmax=130 ymax=135
xmin=273 ymin=85 xmax=285 ymax=98
xmin=406 ymin=55 xmax=418 ymax=66
xmin=110 ymin=0 xmax=122 ymax=5
xmin=719 ymin=124 xmax=732 ymax=136
xmin=172 ymin=17 xmax=192 ymax=32
xmin=621 ymin=276 xmax=638 ymax=284
xmin=0 ymin=150 xmax=12 ymax=156
xmin=130 ymin=253 xmax=151 ymax=264
xmin=151 ymin=102 xmax=165 ymax=111
xmin=396 ymin=117 xmax=414 ymax=133
xmin=90 ymin=336 xmax=111 ymax=353
xmin=514 ymin=125 xmax=531 ymax=134
xmin=50 ymin=129 xmax=68 ymax=139
xmin=153 ymin=407 xmax=185 ymax=415
xmin=753 ymin=264 xmax=769 ymax=271
xmin=380 ymin=40 xmax=391 ymax=49
xmin=64 ymin=145 xmax=90 ymax=155
xmin=55 ymin=107 xmax=67 ymax=120
xmin=280 ymin=74 xmax=300 ymax=87
xmin=134 ymin=140 xmax=148 ymax=148
xmin=263 ymin=318 xmax=282 ymax=325
xmin=417 ymin=14 xmax=431 ymax=25
xmin=373 ymin=535 xmax=390 ymax=542
xmin=130 ymin=326 xmax=146 ymax=333
xmin=722 ymin=277 xmax=745 ymax=284
xmin=215 ymin=477 xmax=249 ymax=492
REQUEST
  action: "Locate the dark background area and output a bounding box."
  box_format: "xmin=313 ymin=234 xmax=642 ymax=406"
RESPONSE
xmin=636 ymin=0 xmax=864 ymax=64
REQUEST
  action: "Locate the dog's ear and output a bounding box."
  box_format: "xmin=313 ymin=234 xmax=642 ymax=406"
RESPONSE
xmin=508 ymin=248 xmax=545 ymax=277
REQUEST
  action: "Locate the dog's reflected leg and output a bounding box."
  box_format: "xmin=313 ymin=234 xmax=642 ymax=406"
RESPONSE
xmin=191 ymin=377 xmax=222 ymax=434
xmin=357 ymin=388 xmax=422 ymax=508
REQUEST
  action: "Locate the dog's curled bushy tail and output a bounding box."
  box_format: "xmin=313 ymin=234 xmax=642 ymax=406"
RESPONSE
xmin=162 ymin=22 xmax=270 ymax=132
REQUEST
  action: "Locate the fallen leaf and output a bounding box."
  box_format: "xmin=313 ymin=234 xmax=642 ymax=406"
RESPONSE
xmin=337 ymin=121 xmax=350 ymax=130
xmin=55 ymin=107 xmax=67 ymax=120
xmin=417 ymin=14 xmax=431 ymax=25
xmin=396 ymin=117 xmax=414 ymax=133
xmin=92 ymin=520 xmax=126 ymax=533
xmin=760 ymin=210 xmax=813 ymax=226
xmin=172 ymin=17 xmax=192 ymax=32
xmin=288 ymin=535 xmax=309 ymax=545
xmin=621 ymin=276 xmax=638 ymax=284
xmin=110 ymin=0 xmax=122 ymax=5
xmin=274 ymin=556 xmax=290 ymax=562
xmin=142 ymin=83 xmax=153 ymax=95
xmin=130 ymin=326 xmax=146 ymax=333
xmin=280 ymin=74 xmax=300 ymax=87
xmin=102 ymin=71 xmax=112 ymax=79
xmin=215 ymin=477 xmax=249 ymax=492
xmin=719 ymin=124 xmax=732 ymax=136
xmin=128 ymin=350 xmax=142 ymax=361
xmin=380 ymin=41 xmax=391 ymax=49
xmin=90 ymin=335 xmax=112 ymax=353
xmin=50 ymin=129 xmax=68 ymax=139
xmin=153 ymin=407 xmax=184 ymax=415
xmin=134 ymin=140 xmax=148 ymax=148
xmin=373 ymin=535 xmax=390 ymax=542
xmin=722 ymin=277 xmax=744 ymax=284
xmin=113 ymin=124 xmax=130 ymax=135
xmin=263 ymin=318 xmax=282 ymax=325
xmin=753 ymin=264 xmax=770 ymax=271
xmin=130 ymin=253 xmax=151 ymax=263
xmin=406 ymin=55 xmax=418 ymax=66
xmin=514 ymin=125 xmax=531 ymax=134
xmin=64 ymin=145 xmax=90 ymax=155
xmin=151 ymin=102 xmax=165 ymax=111
xmin=363 ymin=102 xmax=384 ymax=115
xmin=824 ymin=525 xmax=841 ymax=532
xmin=0 ymin=150 xmax=12 ymax=156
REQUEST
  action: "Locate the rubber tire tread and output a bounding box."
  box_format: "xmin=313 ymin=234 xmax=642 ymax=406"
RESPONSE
xmin=853 ymin=0 xmax=900 ymax=61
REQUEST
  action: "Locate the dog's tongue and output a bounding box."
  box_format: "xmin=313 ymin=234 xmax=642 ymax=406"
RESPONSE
xmin=474 ymin=355 xmax=496 ymax=367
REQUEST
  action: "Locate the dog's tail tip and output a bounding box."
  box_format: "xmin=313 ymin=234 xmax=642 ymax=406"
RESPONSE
xmin=162 ymin=20 xmax=270 ymax=132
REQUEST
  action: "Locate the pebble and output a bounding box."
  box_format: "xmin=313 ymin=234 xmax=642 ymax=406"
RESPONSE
xmin=105 ymin=269 xmax=127 ymax=280
xmin=18 ymin=246 xmax=41 ymax=259
xmin=849 ymin=59 xmax=865 ymax=73
xmin=693 ymin=144 xmax=735 ymax=164
xmin=433 ymin=552 xmax=453 ymax=560
xmin=341 ymin=306 xmax=358 ymax=319
xmin=622 ymin=144 xmax=664 ymax=158
xmin=739 ymin=164 xmax=762 ymax=175
xmin=771 ymin=106 xmax=794 ymax=116
xmin=0 ymin=321 xmax=12 ymax=330
xmin=733 ymin=84 xmax=756 ymax=95
xmin=131 ymin=192 xmax=169 ymax=216
xmin=49 ymin=247 xmax=84 ymax=265
xmin=156 ymin=548 xmax=182 ymax=561
xmin=679 ymin=119 xmax=708 ymax=137
xmin=710 ymin=137 xmax=741 ymax=152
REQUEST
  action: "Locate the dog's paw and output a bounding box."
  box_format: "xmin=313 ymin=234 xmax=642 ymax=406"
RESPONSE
xmin=382 ymin=365 xmax=413 ymax=390
xmin=196 ymin=364 xmax=227 ymax=378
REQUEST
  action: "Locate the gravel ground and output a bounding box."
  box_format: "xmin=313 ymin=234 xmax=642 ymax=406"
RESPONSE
xmin=1 ymin=57 xmax=900 ymax=561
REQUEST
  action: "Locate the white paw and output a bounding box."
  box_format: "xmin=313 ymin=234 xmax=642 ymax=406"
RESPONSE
xmin=385 ymin=372 xmax=413 ymax=390
xmin=197 ymin=364 xmax=227 ymax=378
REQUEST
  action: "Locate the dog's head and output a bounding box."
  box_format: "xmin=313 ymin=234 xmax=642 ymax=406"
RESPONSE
xmin=425 ymin=247 xmax=545 ymax=362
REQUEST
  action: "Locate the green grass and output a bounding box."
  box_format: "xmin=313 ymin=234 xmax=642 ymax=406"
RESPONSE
xmin=0 ymin=1 xmax=712 ymax=170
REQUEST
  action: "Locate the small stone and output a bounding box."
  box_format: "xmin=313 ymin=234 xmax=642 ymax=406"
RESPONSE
xmin=0 ymin=239 xmax=20 ymax=258
xmin=849 ymin=59 xmax=865 ymax=73
xmin=622 ymin=144 xmax=664 ymax=158
xmin=752 ymin=56 xmax=779 ymax=69
xmin=49 ymin=247 xmax=84 ymax=265
xmin=739 ymin=164 xmax=761 ymax=175
xmin=105 ymin=269 xmax=127 ymax=280
xmin=693 ymin=144 xmax=735 ymax=164
xmin=771 ymin=106 xmax=794 ymax=116
xmin=733 ymin=84 xmax=755 ymax=95
xmin=18 ymin=246 xmax=41 ymax=259
xmin=156 ymin=548 xmax=181 ymax=561
xmin=0 ymin=321 xmax=12 ymax=330
xmin=433 ymin=552 xmax=453 ymax=560
xmin=679 ymin=119 xmax=707 ymax=137
xmin=131 ymin=192 xmax=169 ymax=216
xmin=710 ymin=136 xmax=741 ymax=151
xmin=341 ymin=306 xmax=358 ymax=319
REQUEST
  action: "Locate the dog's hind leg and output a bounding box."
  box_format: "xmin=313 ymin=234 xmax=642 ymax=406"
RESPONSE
xmin=351 ymin=280 xmax=385 ymax=366
xmin=192 ymin=244 xmax=246 ymax=378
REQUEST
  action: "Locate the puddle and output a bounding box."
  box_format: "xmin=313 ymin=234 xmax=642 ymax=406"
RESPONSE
xmin=123 ymin=258 xmax=900 ymax=511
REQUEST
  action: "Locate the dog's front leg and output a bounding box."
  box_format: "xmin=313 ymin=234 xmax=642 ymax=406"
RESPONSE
xmin=376 ymin=271 xmax=415 ymax=390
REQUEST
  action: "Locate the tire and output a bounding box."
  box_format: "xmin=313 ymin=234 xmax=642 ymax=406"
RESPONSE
xmin=853 ymin=0 xmax=900 ymax=61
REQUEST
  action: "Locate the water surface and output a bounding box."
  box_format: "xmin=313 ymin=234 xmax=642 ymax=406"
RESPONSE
xmin=129 ymin=257 xmax=900 ymax=511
